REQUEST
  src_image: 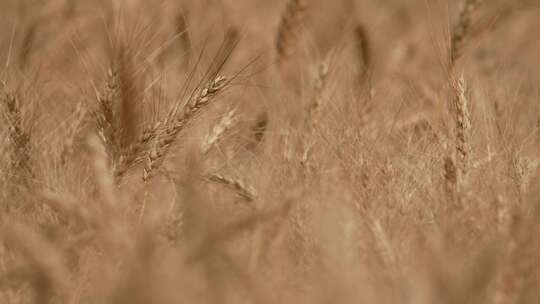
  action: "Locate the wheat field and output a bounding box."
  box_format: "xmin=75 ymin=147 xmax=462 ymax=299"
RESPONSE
xmin=1 ymin=0 xmax=539 ymax=303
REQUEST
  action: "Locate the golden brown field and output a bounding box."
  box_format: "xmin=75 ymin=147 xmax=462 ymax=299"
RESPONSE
xmin=1 ymin=0 xmax=540 ymax=303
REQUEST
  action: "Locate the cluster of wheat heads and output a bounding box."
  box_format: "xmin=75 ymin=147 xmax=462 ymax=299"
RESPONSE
xmin=1 ymin=84 xmax=33 ymax=181
xmin=1 ymin=0 xmax=540 ymax=303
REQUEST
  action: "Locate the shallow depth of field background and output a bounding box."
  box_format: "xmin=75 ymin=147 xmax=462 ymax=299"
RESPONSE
xmin=1 ymin=0 xmax=540 ymax=303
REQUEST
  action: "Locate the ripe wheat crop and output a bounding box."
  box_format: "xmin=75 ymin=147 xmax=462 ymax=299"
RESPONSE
xmin=1 ymin=1 xmax=540 ymax=303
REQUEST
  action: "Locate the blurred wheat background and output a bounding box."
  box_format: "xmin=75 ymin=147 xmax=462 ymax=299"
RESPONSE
xmin=1 ymin=0 xmax=540 ymax=303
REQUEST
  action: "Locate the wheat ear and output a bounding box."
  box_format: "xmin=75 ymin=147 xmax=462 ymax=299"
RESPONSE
xmin=143 ymin=76 xmax=228 ymax=182
xmin=201 ymin=107 xmax=237 ymax=155
xmin=206 ymin=173 xmax=257 ymax=205
xmin=275 ymin=0 xmax=307 ymax=64
xmin=450 ymin=0 xmax=481 ymax=65
xmin=94 ymin=62 xmax=147 ymax=183
xmin=1 ymin=85 xmax=33 ymax=177
xmin=94 ymin=68 xmax=122 ymax=166
xmin=308 ymin=60 xmax=329 ymax=130
xmin=453 ymin=74 xmax=471 ymax=184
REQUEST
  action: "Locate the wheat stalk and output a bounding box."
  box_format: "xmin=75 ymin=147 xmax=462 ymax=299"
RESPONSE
xmin=275 ymin=0 xmax=307 ymax=63
xmin=143 ymin=76 xmax=228 ymax=182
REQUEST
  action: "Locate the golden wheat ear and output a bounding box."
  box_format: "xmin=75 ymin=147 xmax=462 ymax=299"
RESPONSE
xmin=93 ymin=36 xmax=146 ymax=182
xmin=1 ymin=85 xmax=33 ymax=181
xmin=143 ymin=75 xmax=229 ymax=182
xmin=201 ymin=107 xmax=237 ymax=155
xmin=453 ymin=74 xmax=471 ymax=181
xmin=307 ymin=60 xmax=329 ymax=131
xmin=205 ymin=173 xmax=257 ymax=206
